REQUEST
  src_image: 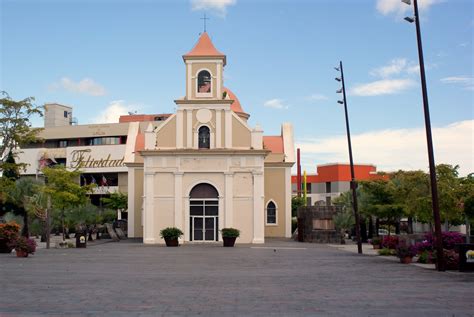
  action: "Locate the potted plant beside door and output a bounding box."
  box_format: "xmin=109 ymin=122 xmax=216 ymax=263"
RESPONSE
xmin=160 ymin=227 xmax=183 ymax=247
xmin=221 ymin=228 xmax=240 ymax=247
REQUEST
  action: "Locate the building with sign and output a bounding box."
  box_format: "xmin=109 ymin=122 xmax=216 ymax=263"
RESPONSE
xmin=18 ymin=32 xmax=295 ymax=244
xmin=18 ymin=104 xmax=171 ymax=210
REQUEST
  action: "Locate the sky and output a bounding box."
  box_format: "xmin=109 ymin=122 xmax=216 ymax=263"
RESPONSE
xmin=1 ymin=0 xmax=473 ymax=175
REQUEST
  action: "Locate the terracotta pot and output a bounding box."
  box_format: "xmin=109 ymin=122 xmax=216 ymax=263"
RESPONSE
xmin=0 ymin=239 xmax=13 ymax=253
xmin=400 ymin=256 xmax=412 ymax=264
xmin=16 ymin=250 xmax=28 ymax=257
xmin=223 ymin=237 xmax=237 ymax=247
xmin=164 ymin=238 xmax=179 ymax=247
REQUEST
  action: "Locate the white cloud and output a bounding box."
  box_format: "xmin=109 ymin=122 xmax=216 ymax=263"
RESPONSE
xmin=351 ymin=79 xmax=416 ymax=96
xmin=441 ymin=76 xmax=474 ymax=90
xmin=92 ymin=100 xmax=141 ymax=123
xmin=370 ymin=58 xmax=408 ymax=78
xmin=296 ymin=120 xmax=474 ymax=177
xmin=263 ymin=98 xmax=288 ymax=109
xmin=50 ymin=77 xmax=106 ymax=96
xmin=376 ymin=0 xmax=442 ymax=16
xmin=306 ymin=93 xmax=329 ymax=102
xmin=190 ymin=0 xmax=236 ymax=17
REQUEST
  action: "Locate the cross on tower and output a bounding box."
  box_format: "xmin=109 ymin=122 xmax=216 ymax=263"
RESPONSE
xmin=201 ymin=13 xmax=209 ymax=32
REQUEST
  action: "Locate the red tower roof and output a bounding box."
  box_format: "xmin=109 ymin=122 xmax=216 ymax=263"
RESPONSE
xmin=183 ymin=32 xmax=226 ymax=65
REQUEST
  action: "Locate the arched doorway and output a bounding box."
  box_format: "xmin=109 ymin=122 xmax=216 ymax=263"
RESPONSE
xmin=189 ymin=183 xmax=219 ymax=241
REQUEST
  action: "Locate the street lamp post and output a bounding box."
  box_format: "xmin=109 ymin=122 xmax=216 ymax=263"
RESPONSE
xmin=402 ymin=0 xmax=445 ymax=271
xmin=335 ymin=61 xmax=362 ymax=254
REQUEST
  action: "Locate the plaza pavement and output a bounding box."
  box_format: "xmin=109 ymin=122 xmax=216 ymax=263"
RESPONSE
xmin=0 ymin=238 xmax=472 ymax=317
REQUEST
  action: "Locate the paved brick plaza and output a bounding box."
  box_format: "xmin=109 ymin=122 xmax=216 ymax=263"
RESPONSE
xmin=1 ymin=239 xmax=472 ymax=316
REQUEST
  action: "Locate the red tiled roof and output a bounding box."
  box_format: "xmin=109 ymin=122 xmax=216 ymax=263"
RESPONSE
xmin=183 ymin=32 xmax=225 ymax=59
xmin=263 ymin=136 xmax=284 ymax=153
xmin=223 ymin=87 xmax=245 ymax=114
xmin=135 ymin=132 xmax=145 ymax=152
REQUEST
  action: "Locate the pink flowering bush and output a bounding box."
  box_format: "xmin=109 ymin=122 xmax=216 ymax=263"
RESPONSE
xmin=381 ymin=235 xmax=399 ymax=249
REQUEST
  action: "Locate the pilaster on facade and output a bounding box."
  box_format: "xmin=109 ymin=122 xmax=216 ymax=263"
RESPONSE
xmin=186 ymin=110 xmax=193 ymax=148
xmin=127 ymin=167 xmax=136 ymax=237
xmin=174 ymin=172 xmax=184 ymax=239
xmin=224 ymin=109 xmax=232 ymax=148
xmin=285 ymin=166 xmax=292 ymax=238
xmin=252 ymin=171 xmax=265 ymax=243
xmin=176 ymin=110 xmax=184 ymax=149
xmin=224 ymin=171 xmax=234 ymax=228
xmin=144 ymin=172 xmax=156 ymax=244
xmin=215 ymin=109 xmax=222 ymax=148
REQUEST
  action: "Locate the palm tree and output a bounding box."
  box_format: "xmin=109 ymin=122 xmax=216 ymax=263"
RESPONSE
xmin=8 ymin=178 xmax=41 ymax=237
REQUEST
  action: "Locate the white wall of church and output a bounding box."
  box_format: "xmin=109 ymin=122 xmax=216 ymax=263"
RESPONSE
xmin=141 ymin=154 xmax=266 ymax=244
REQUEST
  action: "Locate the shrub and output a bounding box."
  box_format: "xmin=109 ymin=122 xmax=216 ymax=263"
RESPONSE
xmin=424 ymin=231 xmax=464 ymax=250
xmin=371 ymin=237 xmax=382 ymax=245
xmin=396 ymin=242 xmax=417 ymax=258
xmin=381 ymin=235 xmax=399 ymax=249
xmin=378 ymin=248 xmax=395 ymax=256
xmin=444 ymin=249 xmax=459 ymax=270
xmin=0 ymin=221 xmax=21 ymax=242
xmin=9 ymin=236 xmax=36 ymax=254
xmin=160 ymin=227 xmax=183 ymax=240
xmin=221 ymin=228 xmax=240 ymax=238
xmin=417 ymin=250 xmax=436 ymax=264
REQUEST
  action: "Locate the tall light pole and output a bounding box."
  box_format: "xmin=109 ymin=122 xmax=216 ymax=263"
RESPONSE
xmin=402 ymin=0 xmax=445 ymax=271
xmin=335 ymin=61 xmax=362 ymax=254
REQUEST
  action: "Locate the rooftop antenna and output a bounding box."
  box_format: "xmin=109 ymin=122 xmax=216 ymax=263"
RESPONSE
xmin=200 ymin=13 xmax=209 ymax=33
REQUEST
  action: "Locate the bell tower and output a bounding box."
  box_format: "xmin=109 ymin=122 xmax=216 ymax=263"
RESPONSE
xmin=182 ymin=32 xmax=226 ymax=100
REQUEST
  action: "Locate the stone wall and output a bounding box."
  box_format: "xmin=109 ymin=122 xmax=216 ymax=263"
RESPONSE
xmin=297 ymin=206 xmax=341 ymax=243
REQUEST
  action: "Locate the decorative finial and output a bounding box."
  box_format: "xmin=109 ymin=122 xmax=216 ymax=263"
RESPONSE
xmin=201 ymin=13 xmax=209 ymax=33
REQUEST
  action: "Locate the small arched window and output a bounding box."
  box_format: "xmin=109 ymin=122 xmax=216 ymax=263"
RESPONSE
xmin=198 ymin=126 xmax=210 ymax=149
xmin=198 ymin=70 xmax=211 ymax=93
xmin=266 ymin=201 xmax=276 ymax=224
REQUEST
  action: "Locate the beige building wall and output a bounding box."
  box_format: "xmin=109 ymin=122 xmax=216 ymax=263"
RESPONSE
xmin=156 ymin=116 xmax=177 ymax=148
xmin=232 ymin=116 xmax=251 ymax=148
xmin=264 ymin=166 xmax=287 ymax=237
xmin=118 ymin=172 xmax=128 ymax=193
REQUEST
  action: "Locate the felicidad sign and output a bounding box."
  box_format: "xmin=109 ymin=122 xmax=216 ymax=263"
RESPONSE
xmin=66 ymin=145 xmax=127 ymax=173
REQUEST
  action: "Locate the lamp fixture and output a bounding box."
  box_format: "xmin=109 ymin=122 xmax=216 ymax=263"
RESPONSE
xmin=334 ymin=67 xmax=340 ymax=71
xmin=335 ymin=77 xmax=341 ymax=82
xmin=337 ymin=100 xmax=344 ymax=104
xmin=404 ymin=16 xmax=415 ymax=23
xmin=401 ymin=0 xmax=411 ymax=5
xmin=336 ymin=88 xmax=343 ymax=94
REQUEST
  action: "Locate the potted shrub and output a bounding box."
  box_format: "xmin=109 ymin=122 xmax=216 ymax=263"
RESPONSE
xmin=9 ymin=236 xmax=36 ymax=257
xmin=371 ymin=237 xmax=382 ymax=249
xmin=396 ymin=243 xmax=417 ymax=264
xmin=221 ymin=228 xmax=240 ymax=247
xmin=160 ymin=227 xmax=183 ymax=247
xmin=0 ymin=222 xmax=21 ymax=253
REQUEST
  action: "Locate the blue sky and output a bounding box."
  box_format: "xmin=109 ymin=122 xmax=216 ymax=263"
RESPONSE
xmin=1 ymin=0 xmax=473 ymax=175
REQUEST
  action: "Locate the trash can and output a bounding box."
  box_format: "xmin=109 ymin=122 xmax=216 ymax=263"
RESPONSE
xmin=76 ymin=233 xmax=87 ymax=248
xmin=457 ymin=243 xmax=474 ymax=272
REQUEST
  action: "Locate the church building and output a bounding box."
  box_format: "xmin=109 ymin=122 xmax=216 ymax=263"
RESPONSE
xmin=126 ymin=32 xmax=295 ymax=244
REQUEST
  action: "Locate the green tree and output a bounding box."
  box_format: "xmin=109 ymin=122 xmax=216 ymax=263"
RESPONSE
xmin=391 ymin=170 xmax=431 ymax=231
xmin=291 ymin=196 xmax=306 ymax=218
xmin=436 ymin=164 xmax=463 ymax=228
xmin=0 ymin=91 xmax=42 ymax=169
xmin=42 ymin=166 xmax=92 ymax=240
xmin=7 ymin=177 xmax=43 ymax=237
xmin=101 ymin=192 xmax=128 ymax=219
xmin=333 ymin=210 xmax=354 ymax=244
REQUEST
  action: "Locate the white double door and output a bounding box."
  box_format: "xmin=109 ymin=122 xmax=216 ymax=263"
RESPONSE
xmin=190 ymin=199 xmax=218 ymax=241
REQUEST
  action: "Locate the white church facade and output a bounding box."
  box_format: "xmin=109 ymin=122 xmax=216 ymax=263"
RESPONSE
xmin=126 ymin=32 xmax=295 ymax=244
